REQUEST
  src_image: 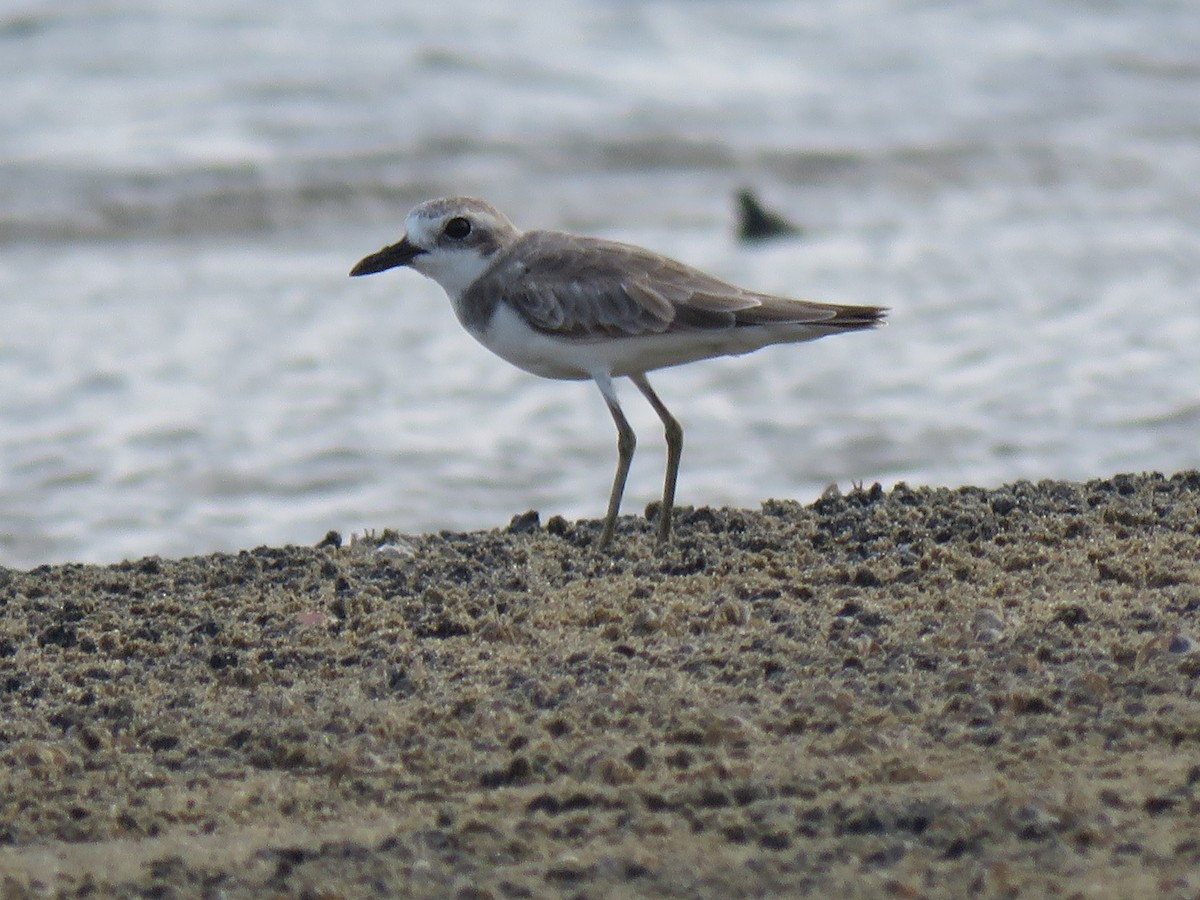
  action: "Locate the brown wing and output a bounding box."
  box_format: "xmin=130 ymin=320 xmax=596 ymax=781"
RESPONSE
xmin=473 ymin=231 xmax=882 ymax=339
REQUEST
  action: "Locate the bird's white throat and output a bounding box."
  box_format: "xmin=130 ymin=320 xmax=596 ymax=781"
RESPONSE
xmin=409 ymin=243 xmax=497 ymax=302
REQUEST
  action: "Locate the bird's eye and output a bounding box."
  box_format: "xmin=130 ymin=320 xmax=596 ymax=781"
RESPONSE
xmin=444 ymin=217 xmax=472 ymax=240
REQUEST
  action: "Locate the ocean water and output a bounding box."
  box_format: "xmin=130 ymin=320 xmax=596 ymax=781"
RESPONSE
xmin=2 ymin=0 xmax=1197 ymax=568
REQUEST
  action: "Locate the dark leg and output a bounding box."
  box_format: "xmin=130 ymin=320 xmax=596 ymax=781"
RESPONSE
xmin=594 ymin=374 xmax=635 ymax=549
xmin=630 ymin=373 xmax=682 ymax=544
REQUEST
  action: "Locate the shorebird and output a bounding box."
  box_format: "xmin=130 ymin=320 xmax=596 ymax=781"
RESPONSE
xmin=735 ymin=187 xmax=804 ymax=242
xmin=350 ymin=197 xmax=885 ymax=548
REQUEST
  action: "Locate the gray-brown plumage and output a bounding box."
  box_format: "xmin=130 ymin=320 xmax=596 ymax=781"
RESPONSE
xmin=461 ymin=230 xmax=882 ymax=339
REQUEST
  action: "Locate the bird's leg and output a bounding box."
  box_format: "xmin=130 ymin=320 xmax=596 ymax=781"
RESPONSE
xmin=630 ymin=373 xmax=682 ymax=544
xmin=594 ymin=375 xmax=635 ymax=549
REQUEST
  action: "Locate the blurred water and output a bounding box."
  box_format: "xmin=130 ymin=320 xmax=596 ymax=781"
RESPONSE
xmin=1 ymin=0 xmax=1197 ymax=567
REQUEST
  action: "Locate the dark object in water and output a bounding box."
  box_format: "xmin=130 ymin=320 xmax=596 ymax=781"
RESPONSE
xmin=736 ymin=188 xmax=804 ymax=242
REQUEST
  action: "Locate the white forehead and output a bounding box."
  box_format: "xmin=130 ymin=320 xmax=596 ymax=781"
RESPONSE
xmin=403 ymin=207 xmax=438 ymax=243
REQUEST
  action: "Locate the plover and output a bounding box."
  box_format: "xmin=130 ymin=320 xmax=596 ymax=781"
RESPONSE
xmin=350 ymin=196 xmax=885 ymax=549
xmin=736 ymin=188 xmax=804 ymax=242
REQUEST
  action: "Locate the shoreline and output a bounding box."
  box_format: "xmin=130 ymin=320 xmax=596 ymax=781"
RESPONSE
xmin=2 ymin=471 xmax=1199 ymax=897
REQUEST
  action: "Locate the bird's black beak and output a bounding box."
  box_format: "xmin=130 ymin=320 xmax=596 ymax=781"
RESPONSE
xmin=349 ymin=236 xmax=426 ymax=276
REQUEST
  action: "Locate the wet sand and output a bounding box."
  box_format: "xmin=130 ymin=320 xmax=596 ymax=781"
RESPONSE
xmin=2 ymin=471 xmax=1199 ymax=898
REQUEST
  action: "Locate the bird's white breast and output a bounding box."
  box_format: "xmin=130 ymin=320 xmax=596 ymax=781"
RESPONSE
xmin=465 ymin=302 xmax=593 ymax=380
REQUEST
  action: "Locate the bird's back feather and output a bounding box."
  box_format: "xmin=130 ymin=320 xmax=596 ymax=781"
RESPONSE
xmin=462 ymin=231 xmax=884 ymax=340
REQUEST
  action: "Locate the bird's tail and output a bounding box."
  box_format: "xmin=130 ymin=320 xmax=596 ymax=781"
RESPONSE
xmin=823 ymin=303 xmax=888 ymax=331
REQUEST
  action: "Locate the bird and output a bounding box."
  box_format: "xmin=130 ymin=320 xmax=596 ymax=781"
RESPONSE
xmin=735 ymin=188 xmax=804 ymax=242
xmin=350 ymin=196 xmax=885 ymax=549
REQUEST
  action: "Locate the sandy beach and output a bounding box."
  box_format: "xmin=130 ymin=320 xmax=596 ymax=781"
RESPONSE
xmin=2 ymin=471 xmax=1199 ymax=897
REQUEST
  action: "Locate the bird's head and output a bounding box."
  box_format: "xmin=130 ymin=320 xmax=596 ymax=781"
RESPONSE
xmin=350 ymin=196 xmax=520 ymax=299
